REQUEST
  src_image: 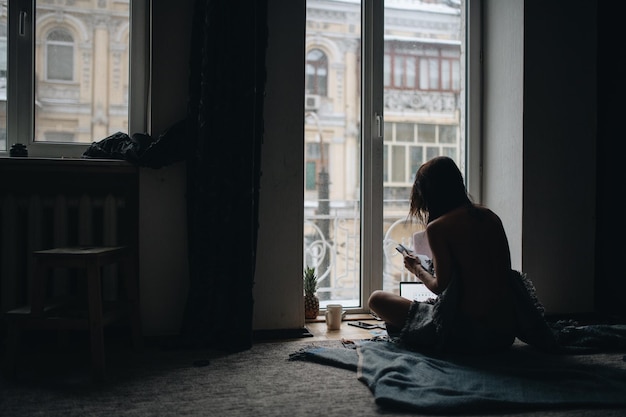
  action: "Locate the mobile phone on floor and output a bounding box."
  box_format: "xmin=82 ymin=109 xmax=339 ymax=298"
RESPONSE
xmin=348 ymin=321 xmax=378 ymax=329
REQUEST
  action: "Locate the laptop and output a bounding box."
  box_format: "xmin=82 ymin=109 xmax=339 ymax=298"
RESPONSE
xmin=399 ymin=281 xmax=437 ymax=302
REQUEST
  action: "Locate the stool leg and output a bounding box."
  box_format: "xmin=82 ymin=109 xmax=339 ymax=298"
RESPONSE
xmin=122 ymin=255 xmax=143 ymax=351
xmin=86 ymin=263 xmax=105 ymax=382
xmin=30 ymin=261 xmax=48 ymax=317
xmin=3 ymin=319 xmax=19 ymax=379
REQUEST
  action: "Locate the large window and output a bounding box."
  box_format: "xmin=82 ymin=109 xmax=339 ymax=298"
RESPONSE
xmin=1 ymin=0 xmax=147 ymax=157
xmin=304 ymin=0 xmax=474 ymax=311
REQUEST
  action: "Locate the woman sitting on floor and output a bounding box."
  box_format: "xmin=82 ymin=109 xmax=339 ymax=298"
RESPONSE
xmin=368 ymin=156 xmax=516 ymax=353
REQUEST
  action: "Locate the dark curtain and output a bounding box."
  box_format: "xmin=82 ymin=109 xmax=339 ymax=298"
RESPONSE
xmin=181 ymin=0 xmax=268 ymax=351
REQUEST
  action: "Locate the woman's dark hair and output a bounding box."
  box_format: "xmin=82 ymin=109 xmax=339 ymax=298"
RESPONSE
xmin=408 ymin=156 xmax=472 ymax=224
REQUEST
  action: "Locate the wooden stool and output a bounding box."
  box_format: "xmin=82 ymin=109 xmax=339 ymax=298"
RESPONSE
xmin=3 ymin=246 xmax=143 ymax=382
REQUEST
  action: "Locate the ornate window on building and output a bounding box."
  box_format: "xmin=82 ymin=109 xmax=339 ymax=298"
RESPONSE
xmin=306 ymin=48 xmax=328 ymax=96
xmin=384 ymin=42 xmax=461 ymax=92
xmin=46 ymin=28 xmax=74 ymax=81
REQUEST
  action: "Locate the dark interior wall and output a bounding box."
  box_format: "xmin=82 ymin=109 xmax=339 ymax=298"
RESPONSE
xmin=521 ymin=0 xmax=597 ymax=313
xmin=150 ymin=2 xmax=193 ymax=134
xmin=137 ymin=1 xmax=193 ymax=335
xmin=595 ymin=3 xmax=626 ymax=318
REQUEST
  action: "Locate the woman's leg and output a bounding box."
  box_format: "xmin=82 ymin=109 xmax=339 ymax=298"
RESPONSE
xmin=368 ymin=290 xmax=412 ymax=330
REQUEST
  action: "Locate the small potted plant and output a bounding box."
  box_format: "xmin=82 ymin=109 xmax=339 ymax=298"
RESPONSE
xmin=304 ymin=266 xmax=319 ymax=319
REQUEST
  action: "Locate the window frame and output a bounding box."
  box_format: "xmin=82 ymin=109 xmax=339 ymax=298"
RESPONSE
xmin=362 ymin=0 xmax=482 ymax=312
xmin=5 ymin=0 xmax=149 ymax=158
xmin=302 ymin=0 xmax=481 ymax=314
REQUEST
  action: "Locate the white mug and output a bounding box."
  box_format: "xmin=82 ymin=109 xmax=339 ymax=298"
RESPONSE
xmin=325 ymin=304 xmax=345 ymax=330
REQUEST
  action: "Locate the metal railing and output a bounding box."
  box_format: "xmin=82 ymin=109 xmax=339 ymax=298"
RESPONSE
xmin=304 ymin=199 xmax=424 ymax=307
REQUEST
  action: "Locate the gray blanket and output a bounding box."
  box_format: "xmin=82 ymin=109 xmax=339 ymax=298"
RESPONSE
xmin=290 ymin=339 xmax=626 ymax=412
xmin=290 ymin=270 xmax=626 ymax=412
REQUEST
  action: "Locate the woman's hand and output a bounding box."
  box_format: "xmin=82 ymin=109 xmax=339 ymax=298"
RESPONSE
xmin=403 ymin=254 xmax=421 ymax=276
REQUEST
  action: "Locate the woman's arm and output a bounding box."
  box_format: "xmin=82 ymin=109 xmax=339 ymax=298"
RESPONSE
xmin=403 ymin=256 xmax=440 ymax=293
xmin=403 ymin=221 xmax=452 ymax=294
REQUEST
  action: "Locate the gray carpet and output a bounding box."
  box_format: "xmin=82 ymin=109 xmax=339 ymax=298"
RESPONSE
xmin=1 ymin=337 xmax=626 ymax=417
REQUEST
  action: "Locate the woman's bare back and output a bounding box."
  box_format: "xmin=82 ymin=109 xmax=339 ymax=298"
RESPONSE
xmin=427 ymin=205 xmax=515 ymax=332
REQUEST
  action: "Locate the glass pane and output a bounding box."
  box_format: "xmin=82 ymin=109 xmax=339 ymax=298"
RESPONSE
xmin=441 ymin=60 xmax=450 ymax=90
xmin=0 ymin=7 xmax=6 ymax=152
xmin=384 ymin=119 xmax=393 ymax=139
xmin=394 ymin=56 xmax=404 ymax=88
xmin=304 ymin=0 xmax=361 ymax=308
xmin=442 ymin=146 xmax=457 ymax=159
xmin=305 ymin=161 xmax=316 ymax=191
xmin=47 ymin=44 xmax=73 ymax=81
xmin=34 ymin=2 xmax=130 ymax=143
xmin=426 ymin=146 xmax=440 ymax=160
xmin=439 ymin=125 xmax=457 ymax=144
xmin=406 ymin=58 xmax=416 ymax=88
xmin=418 ymin=123 xmax=436 ymax=143
xmin=391 ymin=145 xmax=406 ymax=183
xmin=396 ymin=122 xmax=414 ymax=142
xmin=383 ymin=1 xmax=464 ymax=295
xmin=429 ymin=59 xmax=439 ymax=89
xmin=409 ymin=147 xmax=423 ymax=180
xmin=384 ymin=54 xmax=391 ymax=87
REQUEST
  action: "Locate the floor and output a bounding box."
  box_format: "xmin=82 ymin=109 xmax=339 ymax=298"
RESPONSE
xmin=303 ymin=314 xmax=386 ymax=341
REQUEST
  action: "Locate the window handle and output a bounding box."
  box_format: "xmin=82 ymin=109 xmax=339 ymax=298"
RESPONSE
xmin=375 ymin=113 xmax=383 ymax=139
xmin=19 ymin=10 xmax=27 ymax=37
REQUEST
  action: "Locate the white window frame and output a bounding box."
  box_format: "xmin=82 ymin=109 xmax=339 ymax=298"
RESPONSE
xmin=5 ymin=0 xmax=149 ymax=158
xmin=465 ymin=0 xmax=482 ymax=201
xmin=362 ymin=0 xmax=482 ymax=310
xmin=360 ymin=0 xmax=384 ymax=309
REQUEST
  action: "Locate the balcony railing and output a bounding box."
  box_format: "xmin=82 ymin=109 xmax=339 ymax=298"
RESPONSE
xmin=304 ymin=199 xmax=424 ymax=308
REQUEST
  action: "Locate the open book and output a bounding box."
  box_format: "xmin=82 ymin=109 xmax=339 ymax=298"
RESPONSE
xmin=397 ymin=230 xmax=437 ymax=301
xmin=395 ymin=244 xmax=437 ymax=301
xmin=399 ymin=281 xmax=437 ymax=302
xmin=395 ymin=243 xmax=434 ymax=275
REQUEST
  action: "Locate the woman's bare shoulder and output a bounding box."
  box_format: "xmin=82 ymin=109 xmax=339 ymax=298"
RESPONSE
xmin=428 ymin=205 xmax=481 ymax=224
xmin=427 ymin=205 xmax=503 ymax=234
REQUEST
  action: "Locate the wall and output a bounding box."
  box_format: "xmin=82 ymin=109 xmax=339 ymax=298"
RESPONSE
xmin=140 ymin=0 xmax=613 ymax=336
xmin=596 ymin=3 xmax=626 ymax=318
xmin=523 ymin=0 xmax=597 ymax=313
xmin=481 ymin=0 xmax=524 ymax=271
xmin=483 ymin=0 xmax=597 ymax=314
xmin=141 ymin=0 xmax=307 ymax=334
xmin=253 ymin=0 xmax=306 ymax=330
xmin=138 ymin=1 xmax=193 ymax=336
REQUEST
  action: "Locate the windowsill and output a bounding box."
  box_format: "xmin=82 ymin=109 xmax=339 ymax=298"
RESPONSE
xmin=0 ymin=156 xmax=140 ymax=195
xmin=305 ymin=313 xmax=376 ymax=323
xmin=0 ymin=156 xmax=138 ymax=172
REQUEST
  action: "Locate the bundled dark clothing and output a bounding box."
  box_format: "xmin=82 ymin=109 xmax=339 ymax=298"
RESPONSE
xmin=82 ymin=120 xmax=187 ymax=169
